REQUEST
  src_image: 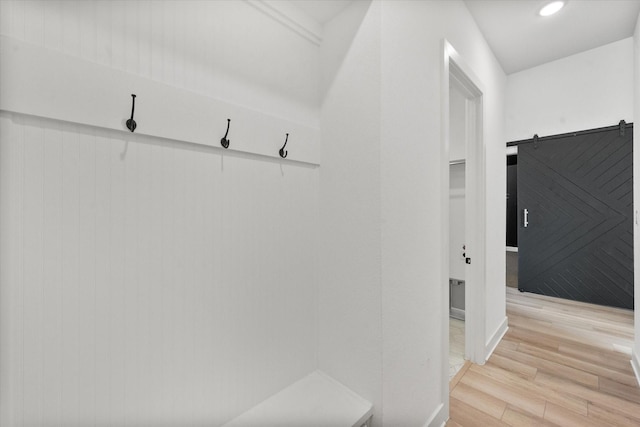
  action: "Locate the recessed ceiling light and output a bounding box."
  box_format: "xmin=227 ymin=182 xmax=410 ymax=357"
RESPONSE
xmin=539 ymin=1 xmax=565 ymax=17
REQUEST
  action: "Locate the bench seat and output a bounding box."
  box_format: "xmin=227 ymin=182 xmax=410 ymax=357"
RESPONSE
xmin=223 ymin=371 xmax=373 ymax=427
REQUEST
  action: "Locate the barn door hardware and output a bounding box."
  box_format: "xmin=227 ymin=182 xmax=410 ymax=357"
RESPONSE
xmin=279 ymin=133 xmax=289 ymax=158
xmin=523 ymin=208 xmax=529 ymax=228
xmin=533 ymin=134 xmax=539 ymax=149
xmin=126 ymin=94 xmax=137 ymax=132
xmin=221 ymin=119 xmax=231 ymax=149
xmin=619 ymin=120 xmax=627 ymax=137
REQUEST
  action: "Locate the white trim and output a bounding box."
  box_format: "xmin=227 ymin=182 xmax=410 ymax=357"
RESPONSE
xmin=440 ymin=41 xmax=452 ymax=427
xmin=245 ymin=0 xmax=323 ymax=46
xmin=484 ymin=317 xmax=508 ymax=363
xmin=423 ymin=403 xmax=447 ymax=427
xmin=632 ymin=351 xmax=640 ymax=387
xmin=506 ymin=146 xmax=518 ymax=156
xmin=506 ymin=246 xmax=518 ymax=253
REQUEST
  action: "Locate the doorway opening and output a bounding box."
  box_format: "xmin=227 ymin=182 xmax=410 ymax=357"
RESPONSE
xmin=448 ymin=79 xmax=467 ymax=381
xmin=441 ymin=40 xmax=487 ymax=413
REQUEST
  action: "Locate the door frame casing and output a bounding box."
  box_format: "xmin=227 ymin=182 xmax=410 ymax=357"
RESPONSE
xmin=440 ymin=39 xmax=488 ymax=420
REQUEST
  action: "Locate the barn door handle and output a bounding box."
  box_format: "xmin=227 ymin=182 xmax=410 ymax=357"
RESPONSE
xmin=523 ymin=208 xmax=529 ymax=228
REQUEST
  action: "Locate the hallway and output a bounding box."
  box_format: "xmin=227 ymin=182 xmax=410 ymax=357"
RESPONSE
xmin=448 ymin=287 xmax=638 ymax=426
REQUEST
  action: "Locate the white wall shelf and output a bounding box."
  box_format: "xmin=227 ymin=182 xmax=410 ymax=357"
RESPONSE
xmin=0 ymin=35 xmax=321 ymax=166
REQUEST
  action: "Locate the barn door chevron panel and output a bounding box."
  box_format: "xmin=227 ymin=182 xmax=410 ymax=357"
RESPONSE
xmin=517 ymin=125 xmax=633 ymax=309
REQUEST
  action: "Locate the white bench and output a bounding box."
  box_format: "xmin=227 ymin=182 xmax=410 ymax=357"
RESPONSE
xmin=223 ymin=371 xmax=373 ymax=427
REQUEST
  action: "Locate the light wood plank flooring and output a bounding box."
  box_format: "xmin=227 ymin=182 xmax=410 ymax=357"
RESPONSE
xmin=448 ymin=287 xmax=639 ymax=426
xmin=450 ymin=318 xmax=466 ymax=380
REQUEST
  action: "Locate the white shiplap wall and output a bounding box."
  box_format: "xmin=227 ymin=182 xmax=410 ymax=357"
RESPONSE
xmin=0 ymin=1 xmax=320 ymax=425
xmin=0 ymin=0 xmax=320 ymax=126
xmin=0 ymin=113 xmax=318 ymax=425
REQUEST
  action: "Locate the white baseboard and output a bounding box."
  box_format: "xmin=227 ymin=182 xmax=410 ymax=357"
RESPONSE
xmin=506 ymin=246 xmax=518 ymax=253
xmin=485 ymin=317 xmax=508 ymax=362
xmin=423 ymin=402 xmax=447 ymax=427
xmin=449 ymin=307 xmax=465 ymax=321
xmin=632 ymin=351 xmax=640 ymax=387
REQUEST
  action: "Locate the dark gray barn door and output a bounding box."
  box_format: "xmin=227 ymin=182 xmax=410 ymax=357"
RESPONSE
xmin=517 ymin=125 xmax=633 ymax=309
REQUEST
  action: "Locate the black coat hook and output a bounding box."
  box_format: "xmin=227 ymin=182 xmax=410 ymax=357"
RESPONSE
xmin=221 ymin=119 xmax=231 ymax=148
xmin=279 ymin=133 xmax=289 ymax=158
xmin=126 ymin=94 xmax=137 ymax=132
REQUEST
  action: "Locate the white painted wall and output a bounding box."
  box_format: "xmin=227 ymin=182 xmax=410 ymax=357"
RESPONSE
xmin=319 ymin=1 xmax=383 ymax=425
xmin=380 ymin=3 xmax=506 ymax=424
xmin=320 ymin=1 xmax=506 ymax=425
xmin=633 ymin=11 xmax=640 ymax=383
xmin=506 ymin=38 xmax=634 ymax=142
xmin=0 ymin=1 xmax=320 ymax=425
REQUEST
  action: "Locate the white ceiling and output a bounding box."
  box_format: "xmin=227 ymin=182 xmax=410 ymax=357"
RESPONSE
xmin=286 ymin=0 xmax=640 ymax=75
xmin=465 ymin=0 xmax=640 ymax=74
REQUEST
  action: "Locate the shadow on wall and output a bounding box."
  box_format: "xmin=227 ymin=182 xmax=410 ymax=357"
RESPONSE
xmin=321 ymin=0 xmax=373 ymax=102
